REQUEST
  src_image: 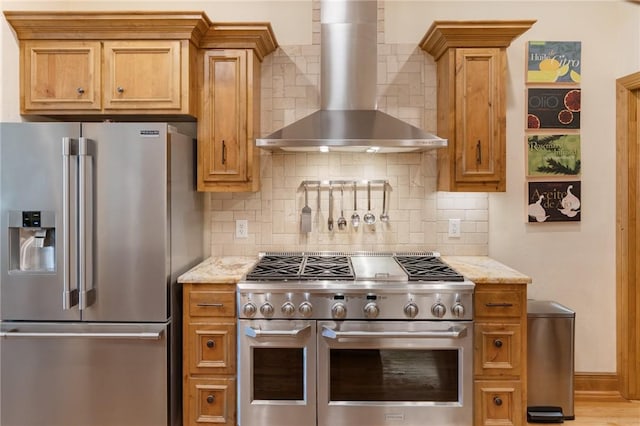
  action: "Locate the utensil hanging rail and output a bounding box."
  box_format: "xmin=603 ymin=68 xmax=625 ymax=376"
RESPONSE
xmin=298 ymin=179 xmax=390 ymax=191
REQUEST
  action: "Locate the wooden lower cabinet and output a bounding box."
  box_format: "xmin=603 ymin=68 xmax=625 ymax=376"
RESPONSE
xmin=474 ymin=284 xmax=527 ymax=426
xmin=183 ymin=283 xmax=237 ymax=426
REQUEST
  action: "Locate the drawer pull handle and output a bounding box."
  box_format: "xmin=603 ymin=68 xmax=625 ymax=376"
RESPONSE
xmin=494 ymin=339 xmax=503 ymax=348
xmin=206 ymin=394 xmax=215 ymax=404
xmin=485 ymin=302 xmax=514 ymax=308
xmin=206 ymin=339 xmax=215 ymax=348
xmin=197 ymin=303 xmax=224 ymax=308
xmin=493 ymin=396 xmax=503 ymax=406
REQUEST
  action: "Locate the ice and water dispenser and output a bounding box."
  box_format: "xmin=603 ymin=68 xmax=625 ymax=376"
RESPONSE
xmin=8 ymin=210 xmax=56 ymax=272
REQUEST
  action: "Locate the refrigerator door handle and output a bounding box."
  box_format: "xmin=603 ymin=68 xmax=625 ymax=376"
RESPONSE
xmin=78 ymin=137 xmax=96 ymax=310
xmin=62 ymin=137 xmax=79 ymax=310
xmin=0 ymin=330 xmax=163 ymax=340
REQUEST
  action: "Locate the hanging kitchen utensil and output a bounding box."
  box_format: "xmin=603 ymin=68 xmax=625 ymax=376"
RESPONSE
xmin=328 ymin=185 xmax=334 ymax=231
xmin=301 ymin=184 xmax=312 ymax=233
xmin=380 ymin=182 xmax=389 ymax=222
xmin=337 ymin=184 xmax=347 ymax=230
xmin=363 ymin=181 xmax=376 ymax=225
xmin=350 ymin=182 xmax=360 ymax=228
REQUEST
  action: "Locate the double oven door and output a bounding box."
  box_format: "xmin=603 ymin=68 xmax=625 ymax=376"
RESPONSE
xmin=238 ymin=319 xmax=473 ymax=426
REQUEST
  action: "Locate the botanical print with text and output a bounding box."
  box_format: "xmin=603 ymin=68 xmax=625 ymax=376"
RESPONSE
xmin=527 ymin=134 xmax=581 ymax=177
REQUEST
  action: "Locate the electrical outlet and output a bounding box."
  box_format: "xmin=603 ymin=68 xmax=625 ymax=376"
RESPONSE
xmin=236 ymin=220 xmax=248 ymax=239
xmin=448 ymin=219 xmax=461 ymax=238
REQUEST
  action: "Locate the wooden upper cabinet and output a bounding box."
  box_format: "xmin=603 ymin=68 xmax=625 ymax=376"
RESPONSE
xmin=421 ymin=20 xmax=535 ymax=192
xmin=103 ymin=40 xmax=183 ymax=111
xmin=197 ymin=24 xmax=278 ymax=192
xmin=22 ymin=40 xmax=101 ymax=111
xmin=5 ymin=11 xmax=211 ymax=116
xmin=201 ymin=50 xmax=249 ymax=185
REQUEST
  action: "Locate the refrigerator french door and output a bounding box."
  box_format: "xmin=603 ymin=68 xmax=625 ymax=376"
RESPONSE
xmin=0 ymin=122 xmax=204 ymax=426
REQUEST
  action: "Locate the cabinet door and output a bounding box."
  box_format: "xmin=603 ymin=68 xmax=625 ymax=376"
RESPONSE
xmin=185 ymin=376 xmax=236 ymax=426
xmin=455 ymin=48 xmax=505 ymax=190
xmin=103 ymin=40 xmax=182 ymax=110
xmin=187 ymin=322 xmax=236 ymax=375
xmin=200 ymin=50 xmax=248 ymax=185
xmin=474 ymin=380 xmax=522 ymax=426
xmin=22 ymin=40 xmax=101 ymax=112
xmin=474 ymin=323 xmax=522 ymax=377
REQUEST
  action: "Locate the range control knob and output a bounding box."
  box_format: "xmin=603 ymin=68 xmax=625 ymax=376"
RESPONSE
xmin=404 ymin=302 xmax=419 ymax=318
xmin=363 ymin=302 xmax=379 ymax=319
xmin=431 ymin=303 xmax=446 ymax=318
xmin=451 ymin=303 xmax=465 ymax=318
xmin=298 ymin=301 xmax=313 ymax=318
xmin=242 ymin=302 xmax=257 ymax=318
xmin=331 ymin=302 xmax=347 ymax=319
xmin=260 ymin=302 xmax=274 ymax=317
xmin=281 ymin=301 xmax=296 ymax=317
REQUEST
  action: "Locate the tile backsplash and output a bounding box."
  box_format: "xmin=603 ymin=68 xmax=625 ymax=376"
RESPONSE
xmin=207 ymin=2 xmax=488 ymax=257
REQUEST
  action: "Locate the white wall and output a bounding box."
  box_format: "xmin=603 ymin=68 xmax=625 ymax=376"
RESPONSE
xmin=1 ymin=0 xmax=638 ymax=373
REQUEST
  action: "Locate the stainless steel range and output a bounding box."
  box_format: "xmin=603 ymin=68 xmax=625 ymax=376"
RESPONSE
xmin=237 ymin=251 xmax=474 ymax=426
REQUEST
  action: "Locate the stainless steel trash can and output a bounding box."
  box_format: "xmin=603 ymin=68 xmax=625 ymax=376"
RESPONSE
xmin=527 ymin=300 xmax=575 ymax=422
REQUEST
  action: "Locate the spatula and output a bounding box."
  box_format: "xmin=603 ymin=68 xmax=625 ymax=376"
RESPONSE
xmin=301 ymin=184 xmax=312 ymax=233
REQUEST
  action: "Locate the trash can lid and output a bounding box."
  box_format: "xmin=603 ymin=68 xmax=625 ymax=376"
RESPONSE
xmin=527 ymin=300 xmax=575 ymax=318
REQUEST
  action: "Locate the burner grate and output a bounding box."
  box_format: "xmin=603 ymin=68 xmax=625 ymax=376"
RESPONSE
xmin=300 ymin=255 xmax=354 ymax=280
xmin=394 ymin=256 xmax=465 ymax=282
xmin=245 ymin=255 xmax=304 ymax=280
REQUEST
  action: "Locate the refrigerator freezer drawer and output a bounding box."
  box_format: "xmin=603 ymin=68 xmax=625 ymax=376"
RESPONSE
xmin=0 ymin=322 xmax=169 ymax=426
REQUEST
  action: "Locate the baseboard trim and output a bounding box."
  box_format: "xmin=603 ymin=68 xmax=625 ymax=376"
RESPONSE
xmin=575 ymin=372 xmax=623 ymax=401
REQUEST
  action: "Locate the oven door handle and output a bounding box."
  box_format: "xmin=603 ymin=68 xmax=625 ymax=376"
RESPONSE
xmin=245 ymin=325 xmax=311 ymax=338
xmin=321 ymin=325 xmax=468 ymax=340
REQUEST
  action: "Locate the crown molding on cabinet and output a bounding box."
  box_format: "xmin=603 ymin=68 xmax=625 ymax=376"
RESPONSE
xmin=420 ymin=20 xmax=536 ymax=60
xmin=3 ymin=11 xmax=279 ymax=60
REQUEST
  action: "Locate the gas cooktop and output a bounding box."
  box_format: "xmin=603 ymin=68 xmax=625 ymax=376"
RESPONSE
xmin=244 ymin=251 xmax=464 ymax=283
xmin=238 ymin=252 xmax=473 ymax=320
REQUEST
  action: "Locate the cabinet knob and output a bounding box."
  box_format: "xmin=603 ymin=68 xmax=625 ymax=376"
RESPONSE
xmin=77 ymin=87 xmax=85 ymax=95
xmin=206 ymin=339 xmax=215 ymax=349
xmin=206 ymin=394 xmax=215 ymax=404
xmin=493 ymin=339 xmax=503 ymax=348
xmin=117 ymin=86 xmax=124 ymax=94
xmin=493 ymin=396 xmax=503 ymax=406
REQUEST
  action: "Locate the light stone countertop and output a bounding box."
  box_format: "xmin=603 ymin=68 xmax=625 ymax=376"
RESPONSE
xmin=442 ymin=256 xmax=532 ymax=284
xmin=177 ymin=256 xmax=258 ymax=284
xmin=177 ymin=255 xmax=531 ymax=285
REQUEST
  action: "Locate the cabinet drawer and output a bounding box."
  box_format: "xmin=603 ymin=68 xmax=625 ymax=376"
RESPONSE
xmin=474 ymin=290 xmax=523 ymax=319
xmin=189 ymin=290 xmax=236 ymax=318
xmin=187 ymin=323 xmax=236 ymax=375
xmin=474 ymin=323 xmax=522 ymax=377
xmin=185 ymin=376 xmax=236 ymax=426
xmin=474 ymin=380 xmax=522 ymax=426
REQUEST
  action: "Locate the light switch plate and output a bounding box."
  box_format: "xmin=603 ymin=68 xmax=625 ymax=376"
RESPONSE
xmin=448 ymin=219 xmax=461 ymax=238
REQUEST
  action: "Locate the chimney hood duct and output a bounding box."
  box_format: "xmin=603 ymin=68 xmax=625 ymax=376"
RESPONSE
xmin=257 ymin=0 xmax=446 ymax=153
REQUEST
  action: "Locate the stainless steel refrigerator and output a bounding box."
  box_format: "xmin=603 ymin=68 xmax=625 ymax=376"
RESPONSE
xmin=0 ymin=122 xmax=204 ymax=426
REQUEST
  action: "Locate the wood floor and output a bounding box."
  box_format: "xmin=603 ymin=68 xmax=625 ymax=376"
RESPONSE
xmin=528 ymin=398 xmax=640 ymax=425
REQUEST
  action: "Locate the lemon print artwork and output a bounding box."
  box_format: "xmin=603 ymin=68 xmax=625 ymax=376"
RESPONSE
xmin=527 ymin=41 xmax=581 ymax=84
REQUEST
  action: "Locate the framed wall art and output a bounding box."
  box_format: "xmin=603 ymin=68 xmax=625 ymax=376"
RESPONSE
xmin=527 ymin=41 xmax=581 ymax=84
xmin=527 ymin=134 xmax=581 ymax=177
xmin=527 ymin=181 xmax=581 ymax=223
xmin=527 ymin=88 xmax=581 ymax=130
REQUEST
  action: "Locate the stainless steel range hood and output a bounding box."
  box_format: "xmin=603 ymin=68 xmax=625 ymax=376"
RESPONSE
xmin=257 ymin=0 xmax=446 ymax=153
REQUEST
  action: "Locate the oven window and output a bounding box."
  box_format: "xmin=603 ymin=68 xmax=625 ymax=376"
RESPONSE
xmin=329 ymin=349 xmax=459 ymax=402
xmin=253 ymin=348 xmax=304 ymax=400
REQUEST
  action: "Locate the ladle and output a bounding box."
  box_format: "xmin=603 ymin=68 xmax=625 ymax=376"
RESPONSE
xmin=350 ymin=182 xmax=360 ymax=228
xmin=363 ymin=181 xmax=376 ymax=225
